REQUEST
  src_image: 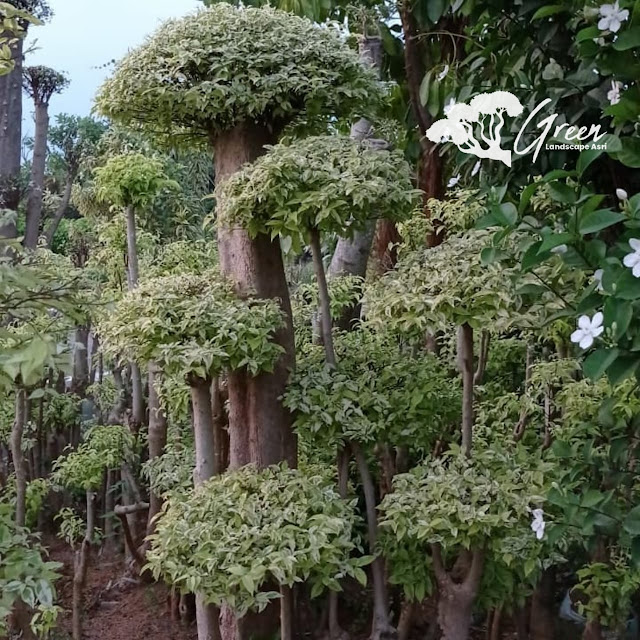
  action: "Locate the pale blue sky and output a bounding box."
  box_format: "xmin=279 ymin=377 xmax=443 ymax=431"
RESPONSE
xmin=23 ymin=0 xmax=202 ymax=136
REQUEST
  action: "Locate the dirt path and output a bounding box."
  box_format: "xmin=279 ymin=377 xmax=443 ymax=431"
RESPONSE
xmin=47 ymin=538 xmax=197 ymax=640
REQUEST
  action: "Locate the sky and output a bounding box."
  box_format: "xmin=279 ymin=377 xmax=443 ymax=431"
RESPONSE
xmin=22 ymin=0 xmax=202 ymax=136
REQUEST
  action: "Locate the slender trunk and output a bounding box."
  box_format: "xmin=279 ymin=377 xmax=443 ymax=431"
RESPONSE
xmin=489 ymin=607 xmax=502 ymax=640
xmin=352 ymin=442 xmax=394 ymax=640
xmin=45 ymin=171 xmax=74 ymax=247
xmin=397 ymin=601 xmax=414 ymax=640
xmin=309 ymin=227 xmax=336 ymax=367
xmin=191 ymin=378 xmax=222 ymax=640
xmin=329 ymin=448 xmax=349 ymax=639
xmin=129 ymin=363 xmax=145 ymax=431
xmin=72 ymin=490 xmax=96 ymax=640
xmin=474 ymin=331 xmax=490 ymax=386
xmin=280 ymin=585 xmax=294 ymax=640
xmin=210 ymin=377 xmax=227 ymax=474
xmin=24 ymin=102 xmax=50 ymax=248
xmin=214 ymin=122 xmax=296 ymax=472
xmin=71 ymin=324 xmax=90 ymax=397
xmin=104 ymin=469 xmax=115 ymax=550
xmin=125 ymin=204 xmax=140 ymax=287
xmin=0 ymin=36 xmax=23 ymax=239
xmin=458 ymin=323 xmax=474 ymax=457
xmin=10 ymin=388 xmax=26 ymax=527
xmin=582 ymin=621 xmax=602 ymax=640
xmin=145 ymin=362 xmax=167 ymax=540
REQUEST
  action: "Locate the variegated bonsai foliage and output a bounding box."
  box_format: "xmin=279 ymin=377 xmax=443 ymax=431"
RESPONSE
xmin=95 ymin=5 xmax=379 ymax=140
xmin=146 ymin=464 xmax=368 ymax=614
xmin=217 ymin=135 xmax=419 ymax=251
xmin=97 ymin=271 xmax=285 ymax=379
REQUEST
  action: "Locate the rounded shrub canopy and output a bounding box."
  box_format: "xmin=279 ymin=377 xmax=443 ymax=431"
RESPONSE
xmin=364 ymin=229 xmax=520 ymax=335
xmin=97 ymin=271 xmax=285 ymax=379
xmin=146 ymin=464 xmax=366 ymax=614
xmin=95 ymin=5 xmax=379 ymax=139
xmin=217 ymin=135 xmax=419 ymax=251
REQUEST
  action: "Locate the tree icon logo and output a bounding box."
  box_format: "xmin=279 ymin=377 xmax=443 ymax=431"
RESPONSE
xmin=426 ymin=91 xmax=524 ymax=167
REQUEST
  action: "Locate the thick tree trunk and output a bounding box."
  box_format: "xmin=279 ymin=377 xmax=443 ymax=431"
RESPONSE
xmin=352 ymin=442 xmax=394 ymax=640
xmin=280 ymin=585 xmax=294 ymax=640
xmin=213 ymin=122 xmax=296 ymax=471
xmin=397 ymin=601 xmax=414 ymax=640
xmin=24 ymin=102 xmax=49 ymax=248
xmin=458 ymin=323 xmax=474 ymax=456
xmin=0 ymin=36 xmax=23 ymax=239
xmin=530 ymin=568 xmax=554 ymax=640
xmin=309 ymin=227 xmax=336 ymax=367
xmin=191 ymin=379 xmax=222 ymax=640
xmin=10 ymin=388 xmax=27 ymax=527
xmin=432 ymin=544 xmax=484 ymax=640
xmin=145 ymin=362 xmax=167 ymax=539
xmin=45 ymin=171 xmax=74 ymax=248
xmin=72 ymin=490 xmax=96 ymax=640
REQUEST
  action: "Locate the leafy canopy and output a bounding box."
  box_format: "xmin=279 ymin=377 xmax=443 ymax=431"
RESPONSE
xmin=146 ymin=464 xmax=367 ymax=614
xmin=95 ymin=5 xmax=379 ymax=140
xmin=93 ymin=153 xmax=179 ymax=211
xmin=365 ymin=229 xmax=520 ymax=334
xmin=217 ymin=135 xmax=418 ymax=251
xmin=97 ymin=271 xmax=285 ymax=379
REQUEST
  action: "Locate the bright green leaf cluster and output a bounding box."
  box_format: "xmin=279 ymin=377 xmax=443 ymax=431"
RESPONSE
xmin=146 ymin=464 xmax=367 ymax=614
xmin=217 ymin=136 xmax=418 ymax=250
xmin=94 ymin=153 xmax=179 ymax=211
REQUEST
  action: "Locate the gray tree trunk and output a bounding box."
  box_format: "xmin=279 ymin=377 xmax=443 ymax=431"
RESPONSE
xmin=191 ymin=378 xmax=222 ymax=640
xmin=458 ymin=323 xmax=474 ymax=457
xmin=45 ymin=171 xmax=74 ymax=248
xmin=328 ymin=37 xmax=385 ymax=329
xmin=124 ymin=203 xmax=145 ymax=429
xmin=0 ymin=36 xmax=23 ymax=239
xmin=71 ymin=325 xmax=90 ymax=397
xmin=24 ymin=102 xmax=50 ymax=248
xmin=10 ymin=388 xmax=27 ymax=527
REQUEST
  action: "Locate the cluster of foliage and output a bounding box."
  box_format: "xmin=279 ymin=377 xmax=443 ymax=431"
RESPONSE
xmin=147 ymin=464 xmax=368 ymax=614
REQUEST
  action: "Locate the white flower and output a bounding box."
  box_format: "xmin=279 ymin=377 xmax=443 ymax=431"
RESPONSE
xmin=623 ymin=238 xmax=640 ymax=277
xmin=593 ymin=268 xmax=604 ymax=291
xmin=471 ymin=161 xmax=481 ymax=177
xmin=531 ymin=509 xmax=545 ymax=540
xmin=551 ymin=244 xmax=568 ymax=255
xmin=447 ymin=174 xmax=460 ymax=188
xmin=437 ymin=64 xmax=449 ymax=82
xmin=598 ymin=1 xmax=629 ymax=32
xmin=616 ymin=187 xmax=628 ymax=200
xmin=607 ymin=80 xmax=623 ymax=105
xmin=571 ymin=312 xmax=604 ymax=349
xmin=444 ymin=97 xmax=457 ymax=116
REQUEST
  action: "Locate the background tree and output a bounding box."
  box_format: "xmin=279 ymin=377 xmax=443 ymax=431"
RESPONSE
xmin=22 ymin=65 xmax=69 ymax=248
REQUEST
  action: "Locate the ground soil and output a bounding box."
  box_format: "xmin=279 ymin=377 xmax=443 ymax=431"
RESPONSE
xmin=46 ymin=537 xmax=197 ymax=640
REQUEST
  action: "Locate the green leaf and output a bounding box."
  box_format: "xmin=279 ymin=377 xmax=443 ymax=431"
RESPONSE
xmin=613 ymin=27 xmax=640 ymax=51
xmin=538 ymin=232 xmax=573 ymax=253
xmin=521 ymin=241 xmax=546 ymax=271
xmin=492 ymin=202 xmax=518 ymax=227
xmin=624 ymin=504 xmax=640 ymax=536
xmin=578 ymin=209 xmax=625 ymax=234
xmin=614 ymin=137 xmax=640 ymax=168
xmin=583 ymin=348 xmax=619 ymax=381
xmin=606 ymin=354 xmax=639 ymax=385
xmin=532 ymin=5 xmax=568 ymax=19
xmin=548 ymin=181 xmax=576 ymax=204
xmin=427 ymin=0 xmax=446 ymax=23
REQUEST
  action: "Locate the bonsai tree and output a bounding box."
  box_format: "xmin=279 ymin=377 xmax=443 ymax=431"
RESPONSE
xmin=218 ymin=134 xmax=416 ymax=640
xmin=22 ymin=65 xmax=69 ymax=248
xmin=147 ymin=464 xmax=367 ymax=640
xmin=95 ymin=4 xmax=380 ymax=474
xmin=379 ymin=445 xmax=548 ymax=640
xmin=98 ymin=270 xmax=285 ymax=639
xmin=365 ymin=229 xmax=521 ymax=456
xmin=94 ymin=152 xmax=178 ymax=429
